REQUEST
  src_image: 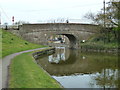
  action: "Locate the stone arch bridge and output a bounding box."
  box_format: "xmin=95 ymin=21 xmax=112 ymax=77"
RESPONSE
xmin=19 ymin=23 xmax=100 ymax=49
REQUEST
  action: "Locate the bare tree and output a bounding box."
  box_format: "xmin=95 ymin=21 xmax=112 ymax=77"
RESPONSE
xmin=84 ymin=0 xmax=120 ymax=28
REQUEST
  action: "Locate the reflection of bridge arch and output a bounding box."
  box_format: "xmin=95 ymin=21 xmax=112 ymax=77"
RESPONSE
xmin=36 ymin=50 xmax=118 ymax=76
xmin=48 ymin=48 xmax=77 ymax=64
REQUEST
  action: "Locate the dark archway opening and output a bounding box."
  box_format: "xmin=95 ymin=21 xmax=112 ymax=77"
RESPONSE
xmin=47 ymin=34 xmax=77 ymax=49
xmin=60 ymin=34 xmax=77 ymax=49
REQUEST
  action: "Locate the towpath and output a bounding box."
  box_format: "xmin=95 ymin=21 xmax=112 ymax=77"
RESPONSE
xmin=0 ymin=47 xmax=47 ymax=89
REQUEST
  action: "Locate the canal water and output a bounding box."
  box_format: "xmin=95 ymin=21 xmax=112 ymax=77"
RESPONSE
xmin=36 ymin=47 xmax=119 ymax=88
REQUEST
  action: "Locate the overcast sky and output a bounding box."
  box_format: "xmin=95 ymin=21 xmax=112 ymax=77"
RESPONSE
xmin=0 ymin=0 xmax=110 ymax=25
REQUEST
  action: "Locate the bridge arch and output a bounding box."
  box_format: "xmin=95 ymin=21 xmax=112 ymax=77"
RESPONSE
xmin=19 ymin=23 xmax=99 ymax=49
xmin=45 ymin=33 xmax=78 ymax=49
xmin=62 ymin=34 xmax=77 ymax=49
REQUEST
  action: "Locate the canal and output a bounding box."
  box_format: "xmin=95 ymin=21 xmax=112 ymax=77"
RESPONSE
xmin=36 ymin=47 xmax=119 ymax=88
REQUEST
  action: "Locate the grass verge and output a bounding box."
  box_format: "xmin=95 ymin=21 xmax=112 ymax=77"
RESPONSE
xmin=81 ymin=41 xmax=118 ymax=50
xmin=9 ymin=49 xmax=61 ymax=88
xmin=2 ymin=29 xmax=45 ymax=58
xmin=80 ymin=34 xmax=118 ymax=51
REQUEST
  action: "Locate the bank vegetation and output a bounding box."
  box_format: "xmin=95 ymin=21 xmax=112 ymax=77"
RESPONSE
xmin=82 ymin=0 xmax=119 ymax=52
xmin=1 ymin=29 xmax=44 ymax=58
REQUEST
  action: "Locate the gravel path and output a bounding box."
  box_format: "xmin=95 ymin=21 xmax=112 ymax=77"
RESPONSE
xmin=0 ymin=48 xmax=47 ymax=89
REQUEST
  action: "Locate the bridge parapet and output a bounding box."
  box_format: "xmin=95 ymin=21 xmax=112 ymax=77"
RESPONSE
xmin=19 ymin=23 xmax=100 ymax=33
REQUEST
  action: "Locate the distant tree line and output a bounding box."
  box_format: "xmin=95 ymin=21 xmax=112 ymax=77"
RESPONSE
xmin=14 ymin=21 xmax=30 ymax=25
xmin=47 ymin=18 xmax=69 ymax=23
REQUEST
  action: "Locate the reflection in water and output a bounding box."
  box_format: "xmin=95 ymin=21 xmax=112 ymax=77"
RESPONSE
xmin=36 ymin=47 xmax=119 ymax=88
xmin=93 ymin=69 xmax=118 ymax=88
xmin=48 ymin=48 xmax=66 ymax=64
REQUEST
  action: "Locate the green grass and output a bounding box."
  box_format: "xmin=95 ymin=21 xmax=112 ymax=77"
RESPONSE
xmin=81 ymin=41 xmax=118 ymax=50
xmin=2 ymin=29 xmax=45 ymax=58
xmin=80 ymin=34 xmax=118 ymax=51
xmin=9 ymin=50 xmax=61 ymax=88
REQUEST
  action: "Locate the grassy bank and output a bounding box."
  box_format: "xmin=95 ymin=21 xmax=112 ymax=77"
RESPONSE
xmin=9 ymin=49 xmax=61 ymax=88
xmin=80 ymin=34 xmax=118 ymax=52
xmin=81 ymin=41 xmax=118 ymax=50
xmin=2 ymin=29 xmax=45 ymax=58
